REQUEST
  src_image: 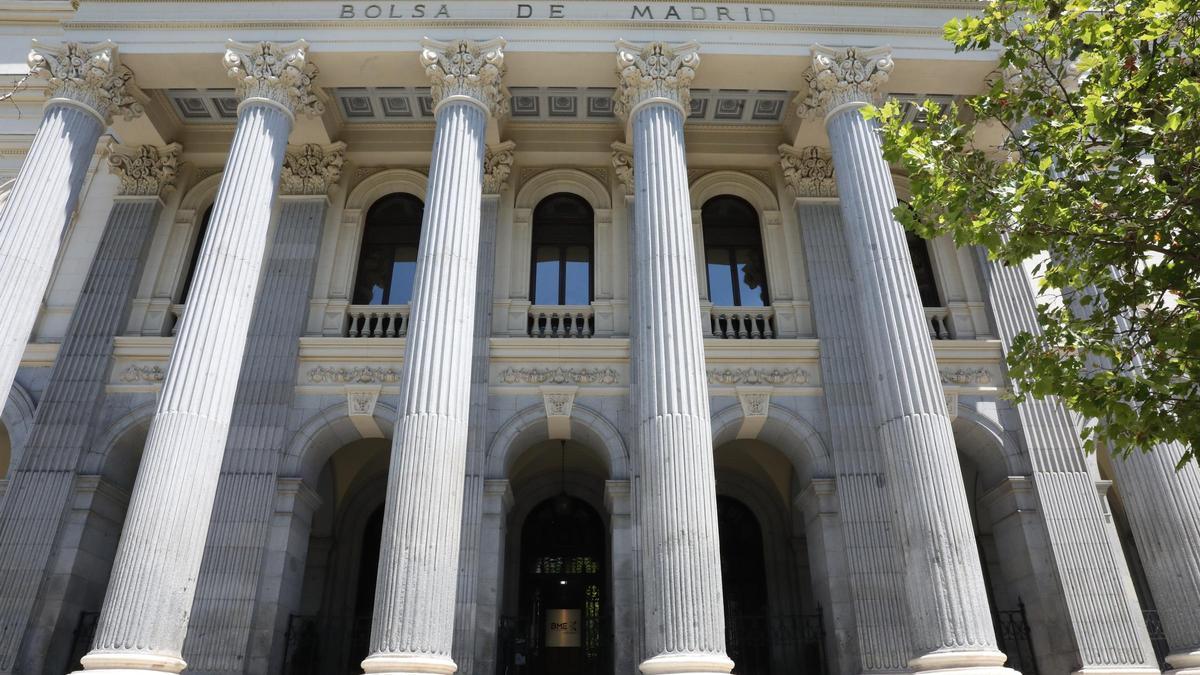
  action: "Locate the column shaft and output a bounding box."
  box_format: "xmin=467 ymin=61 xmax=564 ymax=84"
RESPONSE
xmin=367 ymin=98 xmax=486 ymax=673
xmin=630 ymin=100 xmax=730 ymax=670
xmin=83 ymin=101 xmax=291 ymax=671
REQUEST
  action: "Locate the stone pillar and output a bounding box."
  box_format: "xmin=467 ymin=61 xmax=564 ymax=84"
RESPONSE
xmin=184 ymin=142 xmax=344 ymax=674
xmin=362 ymin=38 xmax=506 ymax=675
xmin=0 ymin=143 xmax=177 ymax=672
xmin=0 ymin=41 xmax=142 ymax=413
xmin=782 ymin=144 xmax=912 ymax=673
xmin=976 ymin=246 xmax=1159 ymax=672
xmin=606 ymin=480 xmax=639 ymax=675
xmin=614 ymin=40 xmax=733 ymax=675
xmin=75 ymin=40 xmax=321 ymax=675
xmin=473 ymin=479 xmax=514 ymax=675
xmin=453 ymin=140 xmax=514 ymax=673
xmin=801 ymin=45 xmax=1007 ymax=673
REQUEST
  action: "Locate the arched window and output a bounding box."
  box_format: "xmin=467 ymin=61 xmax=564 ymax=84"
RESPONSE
xmin=530 ymin=193 xmax=594 ymax=306
xmin=907 ymin=230 xmax=942 ymax=308
xmin=352 ymin=193 xmax=425 ymax=305
xmin=702 ymin=196 xmax=769 ymax=307
xmin=179 ymin=204 xmax=213 ymax=303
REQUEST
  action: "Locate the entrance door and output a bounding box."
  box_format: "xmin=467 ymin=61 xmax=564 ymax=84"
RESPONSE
xmin=718 ymin=495 xmax=771 ymax=675
xmin=514 ymin=496 xmax=608 ymax=675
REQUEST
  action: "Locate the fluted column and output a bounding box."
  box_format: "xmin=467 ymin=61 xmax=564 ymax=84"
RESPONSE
xmin=184 ymin=143 xmax=344 ymax=674
xmin=0 ymin=143 xmax=177 ymax=672
xmin=0 ymin=41 xmax=142 ymax=411
xmin=454 ymin=140 xmax=513 ymax=673
xmin=615 ymin=40 xmax=733 ymax=675
xmin=362 ymin=38 xmax=506 ymax=675
xmin=802 ymin=45 xmax=1008 ymax=673
xmin=781 ymin=144 xmax=912 ymax=673
xmin=75 ymin=40 xmax=321 ymax=675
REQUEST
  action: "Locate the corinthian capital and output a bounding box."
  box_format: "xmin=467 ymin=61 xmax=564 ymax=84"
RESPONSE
xmin=224 ymin=40 xmax=323 ymax=117
xmin=779 ymin=145 xmax=836 ymax=199
xmin=28 ymin=40 xmax=144 ymax=124
xmin=420 ymin=38 xmax=508 ymax=116
xmin=800 ymin=45 xmax=893 ymax=119
xmin=613 ymin=40 xmax=700 ymax=120
xmin=281 ymin=142 xmax=346 ymax=196
xmin=483 ymin=141 xmax=516 ymax=195
xmin=108 ymin=143 xmax=182 ymax=196
xmin=610 ymin=141 xmax=634 ymax=193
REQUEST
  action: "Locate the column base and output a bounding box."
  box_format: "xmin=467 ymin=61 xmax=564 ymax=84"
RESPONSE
xmin=909 ymin=649 xmax=1016 ymax=674
xmin=1167 ymin=649 xmax=1200 ymax=675
xmin=639 ymin=653 xmax=735 ymax=675
xmin=361 ymin=653 xmax=457 ymax=675
xmin=1073 ymin=669 xmax=1165 ymax=675
xmin=74 ymin=651 xmax=187 ymax=674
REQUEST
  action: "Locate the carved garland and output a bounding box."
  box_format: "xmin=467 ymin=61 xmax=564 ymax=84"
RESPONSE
xmin=707 ymin=367 xmax=810 ymax=386
xmin=308 ymin=366 xmax=401 ymax=384
xmin=498 ymin=367 xmax=620 ymax=385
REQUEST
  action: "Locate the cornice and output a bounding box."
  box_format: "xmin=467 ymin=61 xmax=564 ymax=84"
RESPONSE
xmin=75 ymin=0 xmax=981 ymax=8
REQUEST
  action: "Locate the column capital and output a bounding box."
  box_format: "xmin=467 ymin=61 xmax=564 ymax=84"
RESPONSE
xmin=28 ymin=40 xmax=144 ymax=124
xmin=482 ymin=140 xmax=515 ymax=195
xmin=108 ymin=143 xmax=183 ymax=197
xmin=280 ymin=142 xmax=346 ymax=196
xmin=223 ymin=39 xmax=323 ymax=118
xmin=420 ymin=37 xmax=508 ymax=117
xmin=800 ymin=45 xmax=893 ymax=120
xmin=610 ymin=141 xmax=633 ymax=193
xmin=613 ymin=40 xmax=700 ymax=120
xmin=779 ymin=144 xmax=837 ymax=199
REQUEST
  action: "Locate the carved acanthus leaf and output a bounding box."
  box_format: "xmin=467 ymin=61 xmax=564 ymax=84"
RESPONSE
xmin=420 ymin=38 xmax=508 ymax=116
xmin=108 ymin=144 xmax=182 ymax=197
xmin=281 ymin=143 xmax=346 ymax=196
xmin=118 ymin=364 xmax=165 ymax=383
xmin=498 ymin=367 xmax=619 ymax=385
xmin=800 ymin=45 xmax=894 ymax=118
xmin=28 ymin=40 xmax=144 ymax=123
xmin=779 ymin=145 xmax=836 ymax=198
xmin=610 ymin=142 xmax=634 ymax=193
xmin=308 ymin=366 xmax=400 ymax=384
xmin=614 ymin=40 xmax=700 ymax=120
xmin=224 ymin=40 xmax=323 ymax=117
xmin=707 ymin=367 xmax=810 ymax=386
xmin=483 ymin=141 xmax=516 ymax=194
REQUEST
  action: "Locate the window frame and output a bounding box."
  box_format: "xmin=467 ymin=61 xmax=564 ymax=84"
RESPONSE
xmin=701 ymin=195 xmax=771 ymax=308
xmin=529 ymin=192 xmax=595 ymax=307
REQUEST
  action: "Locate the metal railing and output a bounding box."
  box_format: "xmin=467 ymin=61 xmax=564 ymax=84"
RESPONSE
xmin=995 ymin=600 xmax=1038 ymax=675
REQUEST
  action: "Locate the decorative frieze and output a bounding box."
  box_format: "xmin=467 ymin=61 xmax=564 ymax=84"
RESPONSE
xmin=118 ymin=364 xmax=165 ymax=383
xmin=497 ymin=366 xmax=619 ymax=385
xmin=420 ymin=37 xmax=508 ymax=115
xmin=707 ymin=366 xmax=809 ymax=386
xmin=224 ymin=39 xmax=322 ymax=116
xmin=28 ymin=40 xmax=143 ymax=123
xmin=610 ymin=141 xmax=634 ymax=193
xmin=613 ymin=40 xmax=700 ymax=120
xmin=939 ymin=367 xmax=992 ymax=386
xmin=307 ymin=366 xmax=400 ymax=384
xmin=281 ymin=143 xmax=346 ymax=196
xmin=801 ymin=45 xmax=894 ymax=118
xmin=779 ymin=145 xmax=836 ymax=199
xmin=108 ymin=144 xmax=182 ymax=197
xmin=483 ymin=141 xmax=516 ymax=195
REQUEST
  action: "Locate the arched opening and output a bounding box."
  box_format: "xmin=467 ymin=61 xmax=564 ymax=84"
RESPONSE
xmin=718 ymin=495 xmax=770 ymax=674
xmin=179 ymin=204 xmax=214 ymax=304
xmin=529 ymin=193 xmax=594 ymax=337
xmin=702 ymin=196 xmax=774 ymax=339
xmin=348 ymin=193 xmax=424 ymax=337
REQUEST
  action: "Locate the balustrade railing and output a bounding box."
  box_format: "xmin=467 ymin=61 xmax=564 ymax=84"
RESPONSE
xmin=168 ymin=303 xmax=185 ymax=336
xmin=345 ymin=304 xmax=411 ymax=338
xmin=924 ymin=306 xmax=955 ymax=340
xmin=527 ymin=305 xmax=594 ymax=338
xmin=707 ymin=306 xmax=776 ymax=339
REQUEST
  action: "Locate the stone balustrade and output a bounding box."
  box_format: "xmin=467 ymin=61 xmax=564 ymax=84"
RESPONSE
xmin=706 ymin=305 xmax=777 ymax=339
xmin=346 ymin=304 xmax=411 ymax=338
xmin=924 ymin=306 xmax=954 ymax=340
xmin=527 ymin=304 xmax=594 ymax=338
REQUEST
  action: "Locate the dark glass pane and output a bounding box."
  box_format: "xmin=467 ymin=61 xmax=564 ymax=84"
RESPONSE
xmin=180 ymin=205 xmax=214 ymax=303
xmin=906 ymin=232 xmax=942 ymax=307
xmin=353 ymin=193 xmax=424 ymax=305
xmin=706 ymin=248 xmax=736 ymax=306
xmin=353 ymin=247 xmax=393 ymax=305
xmin=388 ymin=246 xmax=418 ymax=305
xmin=533 ymin=245 xmax=561 ymax=305
xmin=563 ymin=245 xmax=591 ymax=305
xmin=735 ymin=247 xmax=769 ymax=307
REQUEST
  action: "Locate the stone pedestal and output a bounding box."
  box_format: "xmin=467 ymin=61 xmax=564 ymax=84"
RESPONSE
xmin=615 ymin=40 xmax=733 ymax=675
xmin=361 ymin=38 xmax=506 ymax=675
xmin=75 ymin=40 xmax=321 ymax=675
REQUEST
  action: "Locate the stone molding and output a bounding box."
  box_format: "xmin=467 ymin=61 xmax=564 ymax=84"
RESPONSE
xmin=307 ymin=365 xmax=400 ymax=384
xmin=707 ymin=366 xmax=809 ymax=386
xmin=345 ymin=384 xmax=384 ymax=437
xmin=223 ymin=39 xmax=323 ymax=117
xmin=800 ymin=44 xmax=894 ymax=118
xmin=118 ymin=364 xmax=165 ymax=383
xmin=939 ymin=367 xmax=992 ymax=386
xmin=779 ymin=144 xmax=837 ymax=199
xmin=281 ymin=142 xmax=346 ymax=196
xmin=610 ymin=141 xmax=633 ymax=193
xmin=497 ymin=366 xmax=619 ymax=385
xmin=28 ymin=40 xmax=144 ymax=123
xmin=108 ymin=143 xmax=182 ymax=197
xmin=613 ymin=40 xmax=700 ymax=120
xmin=419 ymin=37 xmax=508 ymax=116
xmin=540 ymin=385 xmax=577 ymax=440
xmin=736 ymin=386 xmax=771 ymax=439
xmin=483 ymin=141 xmax=516 ymax=195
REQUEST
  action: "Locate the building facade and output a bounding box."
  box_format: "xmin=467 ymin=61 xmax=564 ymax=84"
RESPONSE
xmin=0 ymin=3 xmax=1197 ymax=675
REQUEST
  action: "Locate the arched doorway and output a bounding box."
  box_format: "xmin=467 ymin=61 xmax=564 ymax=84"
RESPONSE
xmin=718 ymin=495 xmax=770 ymax=675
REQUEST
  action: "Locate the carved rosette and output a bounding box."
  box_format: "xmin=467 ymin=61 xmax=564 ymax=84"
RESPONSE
xmin=610 ymin=141 xmax=634 ymax=193
xmin=224 ymin=39 xmax=323 ymax=117
xmin=800 ymin=45 xmax=894 ymax=118
xmin=483 ymin=141 xmax=516 ymax=195
xmin=779 ymin=144 xmax=837 ymax=199
xmin=280 ymin=142 xmax=346 ymax=196
xmin=28 ymin=40 xmax=144 ymax=123
xmin=613 ymin=40 xmax=700 ymax=120
xmin=420 ymin=37 xmax=508 ymax=116
xmin=108 ymin=143 xmax=182 ymax=197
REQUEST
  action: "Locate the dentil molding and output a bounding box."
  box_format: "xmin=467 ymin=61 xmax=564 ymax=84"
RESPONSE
xmin=483 ymin=140 xmax=516 ymax=195
xmin=224 ymin=39 xmax=323 ymax=116
xmin=800 ymin=44 xmax=894 ymax=118
xmin=281 ymin=142 xmax=346 ymax=196
xmin=28 ymin=40 xmax=144 ymax=123
xmin=420 ymin=37 xmax=508 ymax=116
xmin=613 ymin=40 xmax=700 ymax=120
xmin=108 ymin=143 xmax=182 ymax=197
xmin=779 ymin=145 xmax=836 ymax=199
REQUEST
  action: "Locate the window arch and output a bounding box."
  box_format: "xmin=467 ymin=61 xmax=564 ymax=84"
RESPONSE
xmin=530 ymin=193 xmax=593 ymax=306
xmin=179 ymin=204 xmax=213 ymax=304
xmin=702 ymin=196 xmax=769 ymax=308
xmin=352 ymin=193 xmax=425 ymax=305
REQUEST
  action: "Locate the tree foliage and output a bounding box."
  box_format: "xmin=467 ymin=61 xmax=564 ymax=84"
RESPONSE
xmin=866 ymin=0 xmax=1200 ymax=464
